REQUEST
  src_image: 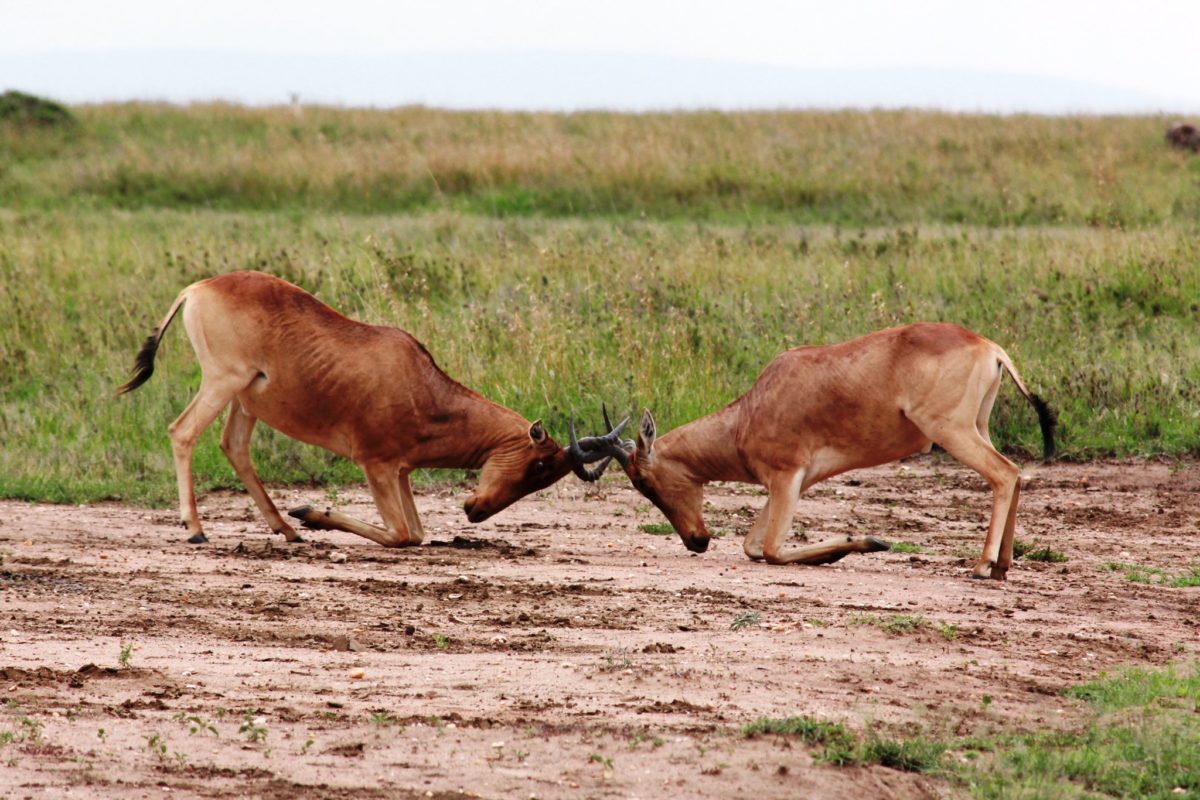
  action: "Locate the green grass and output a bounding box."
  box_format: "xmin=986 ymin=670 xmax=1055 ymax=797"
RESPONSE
xmin=1014 ymin=539 xmax=1069 ymax=562
xmin=1 ymin=104 xmax=1198 ymax=506
xmin=741 ymin=663 xmax=1200 ymax=796
xmin=1168 ymin=567 xmax=1200 ymax=588
xmin=1104 ymin=561 xmax=1168 ymax=583
xmin=1 ymin=211 xmax=1196 ymax=506
xmin=889 ymin=541 xmax=925 ymax=554
xmin=1104 ymin=561 xmax=1200 ymax=587
xmin=1022 ymin=546 xmax=1069 ymax=563
xmin=849 ymin=613 xmax=931 ymax=635
xmin=730 ymin=612 xmax=762 ymax=631
xmin=968 ymin=664 xmax=1200 ymax=799
xmin=742 ymin=715 xmax=942 ymax=772
xmin=638 ymin=522 xmax=675 ymax=535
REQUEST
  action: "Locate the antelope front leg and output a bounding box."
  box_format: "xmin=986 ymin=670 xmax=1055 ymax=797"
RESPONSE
xmin=758 ymin=470 xmax=889 ymax=565
xmin=396 ymin=471 xmax=426 ymax=545
xmin=759 ymin=470 xmax=806 ymax=565
xmin=220 ymin=400 xmax=303 ymax=542
xmin=287 ymin=505 xmax=395 ymax=544
xmin=288 ymin=462 xmax=419 ymax=548
xmin=770 ymin=535 xmax=891 ymax=565
xmin=361 ymin=462 xmax=420 ymax=547
xmin=742 ymin=495 xmax=772 ymax=561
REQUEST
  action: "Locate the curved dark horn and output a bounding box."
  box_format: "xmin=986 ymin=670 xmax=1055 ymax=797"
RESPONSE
xmin=601 ymin=403 xmax=635 ymax=467
xmin=566 ymin=408 xmax=632 ymax=481
xmin=566 ymin=418 xmax=613 ymax=482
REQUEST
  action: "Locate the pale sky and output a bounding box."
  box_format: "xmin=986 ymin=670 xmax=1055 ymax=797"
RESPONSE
xmin=3 ymin=0 xmax=1198 ymax=111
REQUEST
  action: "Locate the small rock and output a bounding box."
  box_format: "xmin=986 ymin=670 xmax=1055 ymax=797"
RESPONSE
xmin=330 ymin=551 xmax=347 ymax=564
xmin=330 ymin=635 xmax=365 ymax=652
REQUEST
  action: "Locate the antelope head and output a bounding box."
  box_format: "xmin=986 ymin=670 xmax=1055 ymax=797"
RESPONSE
xmin=463 ymin=415 xmax=628 ymax=523
xmin=575 ymin=407 xmax=710 ymax=554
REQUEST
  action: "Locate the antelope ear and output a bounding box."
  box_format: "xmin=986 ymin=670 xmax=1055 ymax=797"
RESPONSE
xmin=528 ymin=419 xmax=547 ymax=445
xmin=636 ymin=409 xmax=656 ymax=454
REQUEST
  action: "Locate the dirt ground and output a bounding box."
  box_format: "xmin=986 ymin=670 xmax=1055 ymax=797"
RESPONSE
xmin=1 ymin=457 xmax=1198 ymax=799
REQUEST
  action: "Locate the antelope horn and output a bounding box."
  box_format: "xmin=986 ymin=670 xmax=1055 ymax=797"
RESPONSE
xmin=602 ymin=403 xmax=636 ymax=458
xmin=566 ymin=409 xmax=631 ymax=482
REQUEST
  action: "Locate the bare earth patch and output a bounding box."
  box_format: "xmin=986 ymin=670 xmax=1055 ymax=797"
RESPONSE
xmin=1 ymin=458 xmax=1198 ymax=799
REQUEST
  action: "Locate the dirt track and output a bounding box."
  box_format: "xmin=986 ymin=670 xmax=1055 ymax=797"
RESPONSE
xmin=1 ymin=459 xmax=1198 ymax=799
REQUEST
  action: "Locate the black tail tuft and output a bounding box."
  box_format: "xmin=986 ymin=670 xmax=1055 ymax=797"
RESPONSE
xmin=115 ymin=331 xmax=161 ymax=395
xmin=1028 ymin=393 xmax=1057 ymax=462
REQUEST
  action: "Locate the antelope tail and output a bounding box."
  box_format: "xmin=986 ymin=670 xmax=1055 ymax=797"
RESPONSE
xmin=114 ymin=286 xmax=192 ymax=395
xmin=996 ymin=349 xmax=1057 ymax=462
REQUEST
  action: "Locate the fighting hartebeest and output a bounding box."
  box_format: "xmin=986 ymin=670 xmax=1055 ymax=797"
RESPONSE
xmin=577 ymin=323 xmax=1056 ymax=580
xmin=117 ymin=271 xmax=623 ymax=546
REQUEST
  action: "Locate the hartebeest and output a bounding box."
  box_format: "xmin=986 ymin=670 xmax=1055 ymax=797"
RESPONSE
xmin=117 ymin=271 xmax=623 ymax=546
xmin=578 ymin=323 xmax=1055 ymax=580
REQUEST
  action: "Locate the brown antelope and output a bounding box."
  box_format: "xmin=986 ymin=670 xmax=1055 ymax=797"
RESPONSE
xmin=117 ymin=271 xmax=623 ymax=546
xmin=577 ymin=323 xmax=1055 ymax=580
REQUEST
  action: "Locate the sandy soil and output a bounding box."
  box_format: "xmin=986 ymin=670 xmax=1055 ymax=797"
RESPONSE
xmin=1 ymin=458 xmax=1198 ymax=799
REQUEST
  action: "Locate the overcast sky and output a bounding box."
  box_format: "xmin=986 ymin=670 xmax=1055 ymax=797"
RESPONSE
xmin=3 ymin=0 xmax=1198 ymax=112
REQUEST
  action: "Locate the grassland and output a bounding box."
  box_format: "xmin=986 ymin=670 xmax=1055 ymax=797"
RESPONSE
xmin=967 ymin=664 xmax=1200 ymax=798
xmin=746 ymin=663 xmax=1200 ymax=798
xmin=5 ymin=105 xmax=1200 ymax=226
xmin=1 ymin=103 xmax=1198 ymax=504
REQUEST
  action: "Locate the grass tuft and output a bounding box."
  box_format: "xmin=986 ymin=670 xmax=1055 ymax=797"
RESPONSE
xmin=1014 ymin=540 xmax=1068 ymax=562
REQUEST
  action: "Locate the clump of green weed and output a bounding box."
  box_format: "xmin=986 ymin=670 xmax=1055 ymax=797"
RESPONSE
xmin=117 ymin=642 xmax=134 ymax=668
xmin=730 ymin=611 xmax=761 ymax=631
xmin=1013 ymin=539 xmax=1066 ymax=562
xmin=1103 ymin=561 xmax=1166 ymax=583
xmin=172 ymin=712 xmax=218 ymax=736
xmin=600 ymin=650 xmax=633 ymax=672
xmin=850 ymin=613 xmax=929 ymax=635
xmin=239 ymin=711 xmax=268 ymax=744
xmin=1168 ymin=566 xmax=1200 ymax=588
xmin=860 ymin=737 xmax=946 ymax=772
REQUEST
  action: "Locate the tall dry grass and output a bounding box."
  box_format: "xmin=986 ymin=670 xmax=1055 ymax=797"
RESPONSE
xmin=3 ymin=104 xmax=1199 ymax=225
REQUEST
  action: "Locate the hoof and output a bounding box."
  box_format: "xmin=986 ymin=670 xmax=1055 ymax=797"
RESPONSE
xmin=288 ymin=505 xmax=338 ymax=531
xmin=186 ymin=532 xmax=209 ymax=545
xmin=970 ymin=560 xmax=994 ymax=579
xmin=865 ymin=535 xmax=891 ymax=552
xmin=286 ymin=535 xmax=306 ymax=544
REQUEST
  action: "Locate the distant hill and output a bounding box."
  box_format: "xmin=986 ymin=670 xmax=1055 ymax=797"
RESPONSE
xmin=0 ymin=50 xmax=1185 ymax=113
